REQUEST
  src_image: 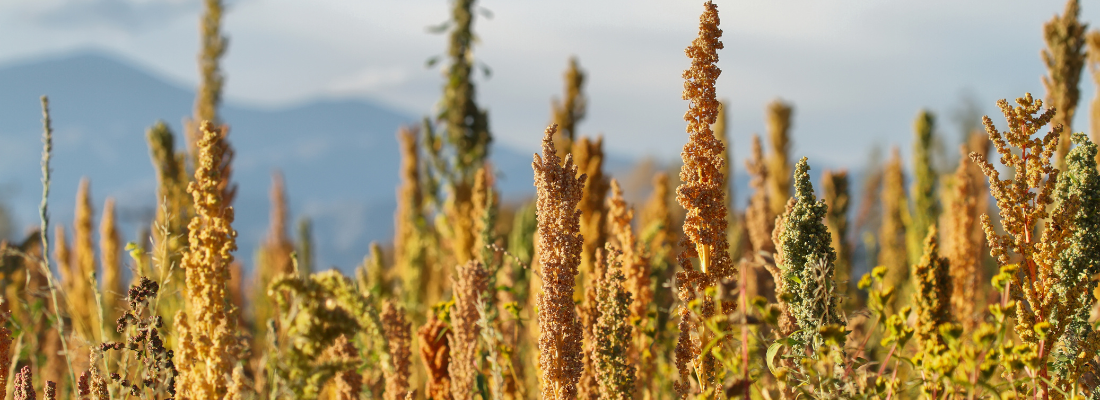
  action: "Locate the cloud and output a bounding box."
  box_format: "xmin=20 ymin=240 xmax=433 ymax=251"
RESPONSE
xmin=0 ymin=0 xmax=1095 ymax=169
xmin=325 ymin=66 xmax=410 ymax=96
xmin=28 ymin=0 xmax=198 ymax=33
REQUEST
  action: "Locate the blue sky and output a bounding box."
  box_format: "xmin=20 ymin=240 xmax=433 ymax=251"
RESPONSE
xmin=0 ymin=0 xmax=1096 ymax=170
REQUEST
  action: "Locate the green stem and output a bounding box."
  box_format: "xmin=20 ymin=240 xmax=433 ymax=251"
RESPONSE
xmin=38 ymin=96 xmax=79 ymax=391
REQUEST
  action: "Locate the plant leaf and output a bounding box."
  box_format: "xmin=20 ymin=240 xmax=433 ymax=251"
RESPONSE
xmin=766 ymin=341 xmax=784 ymax=375
xmin=426 ymin=21 xmax=451 ymax=34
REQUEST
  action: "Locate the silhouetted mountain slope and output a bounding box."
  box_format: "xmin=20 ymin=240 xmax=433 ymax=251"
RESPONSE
xmin=0 ymin=50 xmax=545 ymax=271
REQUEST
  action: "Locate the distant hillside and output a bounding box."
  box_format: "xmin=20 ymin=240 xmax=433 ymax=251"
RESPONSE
xmin=0 ymin=50 xmax=545 ymax=271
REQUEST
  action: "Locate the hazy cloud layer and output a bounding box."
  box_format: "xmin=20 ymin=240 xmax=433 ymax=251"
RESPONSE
xmin=20 ymin=0 xmax=196 ymax=32
xmin=0 ymin=0 xmax=1096 ymax=168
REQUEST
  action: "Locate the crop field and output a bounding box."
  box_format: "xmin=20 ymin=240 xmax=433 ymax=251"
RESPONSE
xmin=2 ymin=0 xmax=1100 ymax=399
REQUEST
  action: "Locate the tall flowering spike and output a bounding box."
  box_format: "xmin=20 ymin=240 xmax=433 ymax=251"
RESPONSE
xmin=964 ymin=133 xmax=992 ymax=281
xmin=775 ymin=158 xmax=841 ymax=348
xmin=186 ymin=0 xmax=237 ymax=208
xmin=715 ymin=101 xmax=742 ymax=263
xmin=471 ymin=166 xmax=496 ymax=265
xmin=251 ymin=172 xmax=294 ymax=363
xmin=72 ymin=178 xmax=99 ymax=341
xmin=605 ymin=181 xmax=654 ymax=395
xmin=89 ymin=364 xmax=109 ymax=400
xmin=43 ymin=382 xmax=55 ymax=400
xmin=641 ymin=172 xmax=675 ymax=267
xmin=74 ymin=177 xmax=95 ymax=276
xmin=909 ymin=110 xmax=939 ymax=267
xmin=13 ymin=366 xmax=34 ymax=400
xmin=1042 ymin=0 xmax=1088 ymax=166
xmin=77 ymin=371 xmax=90 ymax=398
xmin=852 ymin=147 xmax=884 ymax=243
xmin=674 ymin=2 xmax=731 ymax=397
xmin=552 ymin=57 xmax=588 ymax=156
xmin=362 ymin=242 xmax=388 ymax=298
xmin=146 ymin=121 xmax=191 ymax=298
xmin=263 ymin=172 xmax=294 ymax=276
xmin=913 ymin=225 xmax=952 ymax=351
xmin=187 ymin=0 xmax=227 ymax=161
xmin=440 ymin=0 xmax=491 ymax=173
xmin=879 ymin=148 xmax=908 ymax=312
xmin=46 ymin=229 xmax=74 ymax=383
xmin=54 ymin=225 xmax=75 ymax=316
xmin=449 ymin=260 xmax=489 ymax=400
xmin=640 ymin=172 xmax=677 ymax=388
xmin=533 ymin=124 xmax=586 ymax=400
xmin=677 ymin=0 xmax=732 ymax=285
xmin=714 ymin=100 xmax=731 ymax=205
xmin=175 ymin=121 xmax=241 ymax=399
xmin=393 ymin=126 xmax=429 ymax=304
xmin=382 ymin=301 xmax=413 ymax=400
xmin=0 ymin=314 xmax=11 ymax=397
xmin=418 ymin=317 xmax=452 ymax=400
xmin=579 ymin=248 xmax=606 ymax=400
xmin=146 ymin=120 xmax=190 ymax=233
xmin=769 ymin=208 xmax=798 ymax=338
xmin=297 ymin=218 xmax=314 ymax=275
xmin=945 ymin=149 xmax=981 ymax=330
xmin=449 ymin=174 xmax=479 ymax=266
xmin=744 ymin=135 xmax=774 ymax=256
xmin=100 ymin=197 xmax=122 ymax=334
xmin=594 ymin=261 xmax=636 ymax=400
xmin=1050 ymin=132 xmax=1100 ymax=386
xmin=821 ymin=170 xmax=851 ymax=299
xmin=331 ymin=335 xmax=363 ymax=400
xmin=196 ymin=0 xmax=225 ymax=125
xmin=744 ymin=135 xmax=776 ymax=301
xmin=766 ymin=100 xmax=794 ymax=217
xmin=572 ymin=135 xmax=610 ymax=297
xmin=211 ymin=128 xmax=237 ymax=208
xmin=607 ymin=180 xmax=651 ymax=330
xmin=672 ymin=308 xmax=696 ymax=400
xmin=969 ymin=94 xmax=1078 ymax=397
xmin=432 ymin=0 xmax=491 ymax=271
xmin=1087 ymin=31 xmax=1100 ymax=169
xmin=912 ymin=226 xmax=953 ymax=398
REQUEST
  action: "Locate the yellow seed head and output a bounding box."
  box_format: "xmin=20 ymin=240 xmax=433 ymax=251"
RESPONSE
xmin=175 ymin=121 xmax=242 ymax=399
xmin=533 ymin=124 xmax=586 ymax=400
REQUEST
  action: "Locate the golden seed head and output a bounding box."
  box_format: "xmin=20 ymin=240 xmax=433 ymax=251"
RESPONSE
xmin=175 ymin=121 xmax=240 ymax=399
xmin=533 ymin=124 xmax=586 ymax=400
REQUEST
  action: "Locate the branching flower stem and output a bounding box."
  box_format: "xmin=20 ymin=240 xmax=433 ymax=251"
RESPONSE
xmin=37 ymin=96 xmax=78 ymax=390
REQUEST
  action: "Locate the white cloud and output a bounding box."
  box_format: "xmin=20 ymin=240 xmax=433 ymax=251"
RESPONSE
xmin=0 ymin=0 xmax=1094 ymax=168
xmin=33 ymin=0 xmax=194 ymax=32
xmin=325 ymin=65 xmax=410 ymax=95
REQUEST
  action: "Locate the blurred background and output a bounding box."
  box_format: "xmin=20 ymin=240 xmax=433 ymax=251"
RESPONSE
xmin=0 ymin=0 xmax=1094 ymax=271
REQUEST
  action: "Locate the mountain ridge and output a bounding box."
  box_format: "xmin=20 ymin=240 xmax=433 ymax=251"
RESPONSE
xmin=0 ymin=49 xmax=541 ymax=271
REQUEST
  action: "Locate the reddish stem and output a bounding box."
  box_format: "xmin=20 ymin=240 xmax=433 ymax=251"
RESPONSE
xmin=885 ymin=361 xmax=900 ymax=400
xmin=843 ymin=315 xmax=879 ymax=378
xmin=740 ymin=264 xmax=750 ymax=399
xmin=967 ymin=334 xmax=1000 ymax=400
xmin=877 ymin=342 xmax=898 ymax=377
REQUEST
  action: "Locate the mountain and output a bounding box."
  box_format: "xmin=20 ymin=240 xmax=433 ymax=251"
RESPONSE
xmin=0 ymin=50 xmax=542 ymax=271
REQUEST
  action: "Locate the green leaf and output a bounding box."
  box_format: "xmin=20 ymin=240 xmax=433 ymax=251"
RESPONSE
xmin=425 ymin=56 xmax=441 ymax=68
xmin=766 ymin=341 xmax=784 ymax=375
xmin=425 ymin=21 xmax=451 ymax=34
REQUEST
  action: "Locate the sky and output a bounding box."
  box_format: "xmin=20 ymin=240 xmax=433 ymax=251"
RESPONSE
xmin=0 ymin=0 xmax=1097 ymax=170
